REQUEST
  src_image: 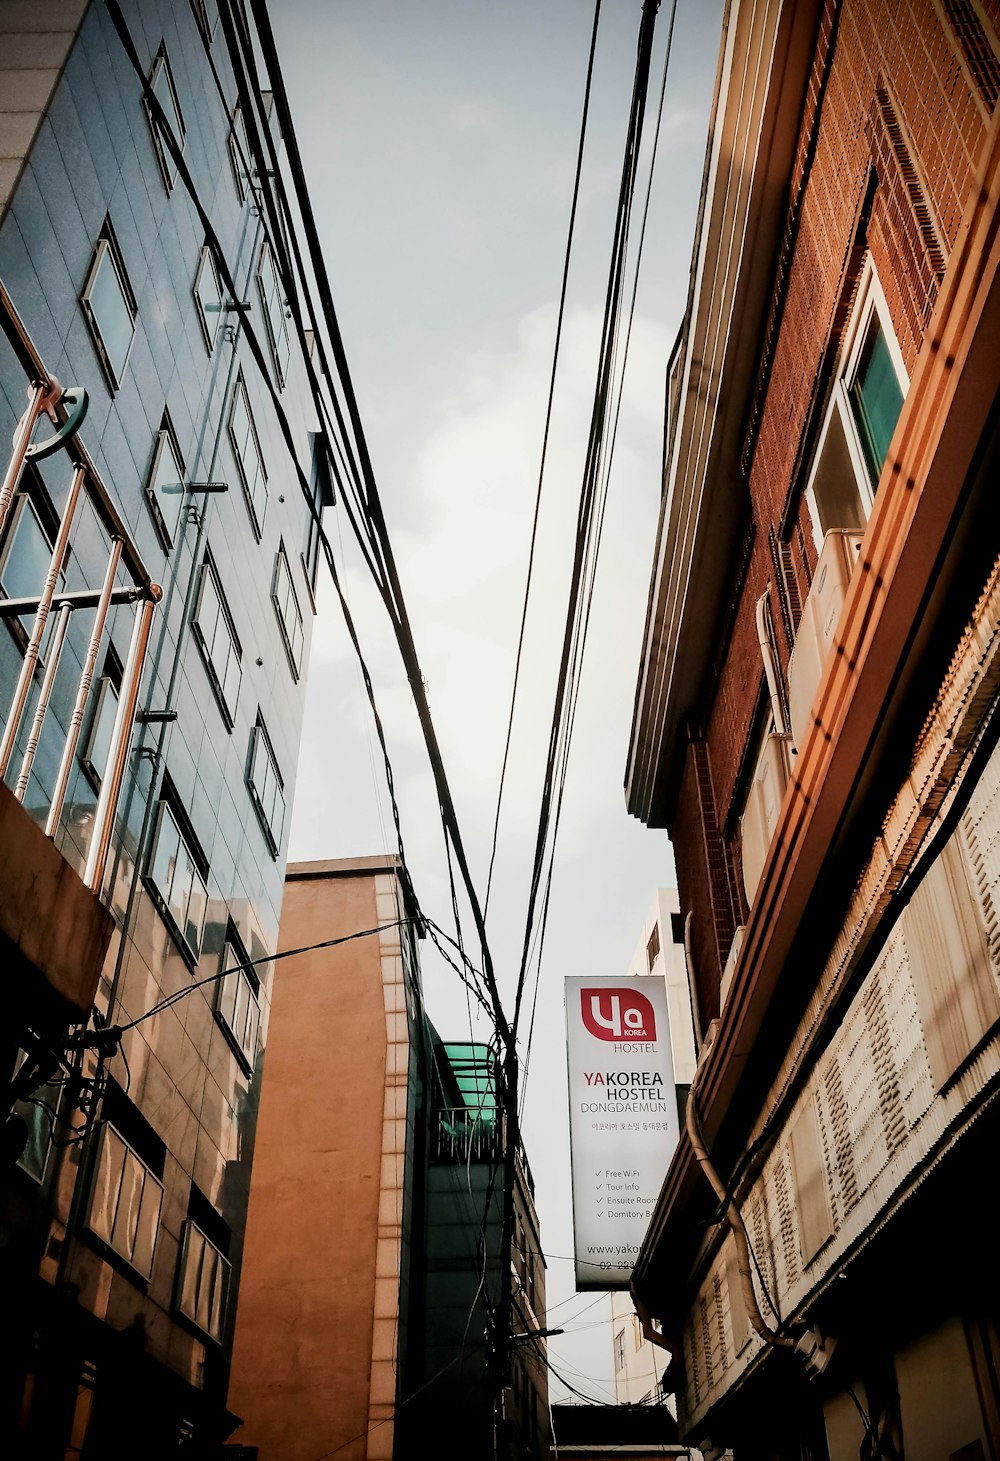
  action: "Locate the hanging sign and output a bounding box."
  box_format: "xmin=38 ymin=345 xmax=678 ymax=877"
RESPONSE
xmin=565 ymin=976 xmax=679 ymax=1289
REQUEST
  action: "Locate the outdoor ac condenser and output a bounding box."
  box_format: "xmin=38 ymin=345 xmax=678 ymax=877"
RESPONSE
xmin=787 ymin=529 xmax=863 ymax=752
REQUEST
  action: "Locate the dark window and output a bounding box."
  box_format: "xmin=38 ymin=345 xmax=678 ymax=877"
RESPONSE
xmin=81 ymin=221 xmax=136 ymax=389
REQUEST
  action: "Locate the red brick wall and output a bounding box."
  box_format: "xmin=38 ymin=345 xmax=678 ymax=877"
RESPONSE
xmin=672 ymin=0 xmax=995 ymax=1008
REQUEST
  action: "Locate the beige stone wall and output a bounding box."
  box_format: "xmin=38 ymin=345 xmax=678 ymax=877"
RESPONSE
xmin=228 ymin=861 xmax=409 ymax=1461
xmin=0 ymin=0 xmax=87 ymax=218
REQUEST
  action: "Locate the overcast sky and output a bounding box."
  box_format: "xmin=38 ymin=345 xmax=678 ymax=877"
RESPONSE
xmin=273 ymin=0 xmax=723 ymax=1406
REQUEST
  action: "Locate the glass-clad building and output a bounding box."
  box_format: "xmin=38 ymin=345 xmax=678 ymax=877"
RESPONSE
xmin=0 ymin=2 xmax=332 ymax=1451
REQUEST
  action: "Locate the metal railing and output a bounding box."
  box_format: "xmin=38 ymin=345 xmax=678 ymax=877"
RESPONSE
xmin=0 ymin=277 xmax=160 ymax=893
xmin=433 ymin=1107 xmax=502 ymax=1163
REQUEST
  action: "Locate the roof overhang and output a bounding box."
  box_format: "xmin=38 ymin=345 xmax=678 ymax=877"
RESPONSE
xmin=626 ymin=0 xmax=822 ymax=827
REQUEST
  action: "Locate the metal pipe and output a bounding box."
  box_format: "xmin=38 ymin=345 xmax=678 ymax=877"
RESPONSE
xmin=684 ymin=1060 xmax=797 ymax=1352
xmin=46 ymin=540 xmax=124 ymax=839
xmin=682 ymin=909 xmax=705 ymax=1050
xmin=0 ymin=383 xmax=48 ymax=540
xmin=0 ymin=584 xmax=140 ymax=619
xmin=0 ymin=464 xmax=86 ymax=780
xmin=14 ymin=602 xmax=72 ymax=800
xmin=755 ymin=586 xmax=788 ymax=735
xmin=85 ymin=592 xmax=159 ymax=892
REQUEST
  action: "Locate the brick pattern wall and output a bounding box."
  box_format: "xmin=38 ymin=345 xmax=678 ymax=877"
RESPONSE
xmin=673 ymin=0 xmax=996 ymax=981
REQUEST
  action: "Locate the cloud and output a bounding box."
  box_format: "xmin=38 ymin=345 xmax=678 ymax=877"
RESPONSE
xmin=447 ymin=99 xmax=497 ymax=132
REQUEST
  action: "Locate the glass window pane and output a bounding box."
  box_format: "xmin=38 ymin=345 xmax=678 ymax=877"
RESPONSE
xmin=83 ymin=677 xmax=119 ymax=782
xmin=180 ymin=1223 xmax=205 ymax=1320
xmin=147 ymin=430 xmax=185 ymax=544
xmin=132 ymin=1174 xmax=162 ymax=1278
xmin=112 ymin=1149 xmax=144 ymax=1261
xmin=195 ymin=248 xmax=223 ymax=350
xmin=151 ymin=57 xmax=183 ymax=186
xmin=87 ymin=244 xmax=134 ymax=382
xmin=90 ymin=1127 xmax=126 ymax=1244
xmin=231 ymin=108 xmax=252 ymax=200
xmin=150 ymin=804 xmax=181 ymax=909
xmin=849 ymin=322 xmax=904 ymax=482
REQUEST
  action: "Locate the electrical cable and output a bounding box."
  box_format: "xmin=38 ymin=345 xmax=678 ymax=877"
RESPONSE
xmin=483 ymin=0 xmax=603 ymax=917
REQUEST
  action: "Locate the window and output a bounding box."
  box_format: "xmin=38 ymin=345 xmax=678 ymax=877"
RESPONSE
xmin=228 ymin=377 xmax=267 ymax=536
xmin=646 ymin=923 xmax=660 ymax=971
xmin=229 ymin=105 xmax=253 ymax=202
xmin=303 ymin=433 xmax=335 ymax=599
xmin=272 ymin=543 xmax=304 ymax=677
xmin=805 ymin=260 xmax=907 ymax=548
xmin=615 ymin=1329 xmax=626 ymax=1373
xmin=176 ymin=1221 xmax=230 ymax=1341
xmin=146 ymin=791 xmax=209 ymax=960
xmin=81 ymin=225 xmax=136 ymax=388
xmin=193 ymin=245 xmax=224 ymax=353
xmin=11 ymin=1051 xmax=59 ymax=1182
xmin=247 ymin=715 xmax=285 ymax=856
xmin=0 ymin=479 xmax=66 ymax=667
xmin=145 ymin=421 xmax=187 ymax=549
xmin=86 ymin=1123 xmax=163 ymax=1279
xmin=192 ymin=555 xmax=241 ymax=726
xmin=194 ymin=0 xmax=220 ymax=43
xmin=257 ymin=241 xmax=290 ymax=386
xmin=81 ymin=650 xmax=122 ymax=788
xmin=145 ymin=48 xmax=185 ymax=190
xmin=216 ymin=926 xmax=261 ymax=1072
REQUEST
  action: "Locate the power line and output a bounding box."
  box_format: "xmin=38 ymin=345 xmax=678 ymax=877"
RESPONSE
xmin=484 ymin=0 xmax=603 ymax=918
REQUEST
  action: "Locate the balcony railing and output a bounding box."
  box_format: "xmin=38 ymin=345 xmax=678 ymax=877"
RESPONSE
xmin=0 ymin=277 xmax=160 ymax=894
xmin=433 ymin=1107 xmax=502 ymax=1164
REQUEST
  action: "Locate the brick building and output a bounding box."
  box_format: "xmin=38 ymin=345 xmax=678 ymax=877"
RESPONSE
xmin=626 ymin=0 xmax=1000 ymax=1456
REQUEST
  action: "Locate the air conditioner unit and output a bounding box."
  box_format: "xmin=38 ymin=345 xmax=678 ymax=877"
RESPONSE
xmin=787 ymin=529 xmax=863 ymax=751
xmin=719 ymin=924 xmax=745 ymax=1008
xmin=740 ymin=732 xmax=793 ymax=905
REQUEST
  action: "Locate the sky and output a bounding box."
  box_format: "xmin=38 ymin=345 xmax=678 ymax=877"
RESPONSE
xmin=273 ymin=0 xmax=724 ymax=1407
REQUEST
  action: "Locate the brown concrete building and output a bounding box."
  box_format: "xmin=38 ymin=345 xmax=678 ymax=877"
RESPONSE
xmin=228 ymin=857 xmax=550 ymax=1461
xmin=626 ymin=0 xmax=1000 ymax=1456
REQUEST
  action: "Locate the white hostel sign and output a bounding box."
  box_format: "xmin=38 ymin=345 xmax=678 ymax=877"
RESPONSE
xmin=565 ymin=976 xmax=679 ymax=1289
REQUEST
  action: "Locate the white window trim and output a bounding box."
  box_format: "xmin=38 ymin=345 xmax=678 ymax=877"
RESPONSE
xmin=247 ymin=716 xmax=285 ymax=857
xmin=229 ymin=106 xmax=253 ymax=203
xmin=146 ymin=50 xmax=185 ymax=191
xmin=81 ymin=673 xmax=120 ymax=787
xmin=81 ymin=234 xmax=136 ymax=390
xmin=228 ymin=377 xmax=268 ymax=537
xmin=216 ymin=936 xmax=261 ymax=1073
xmin=145 ymin=798 xmax=209 ymax=962
xmin=272 ymin=542 xmax=304 ymax=679
xmin=257 ymin=241 xmax=290 ymax=387
xmin=193 ymin=245 xmax=223 ymax=353
xmin=145 ymin=424 xmax=187 ymax=550
xmin=804 ymin=257 xmax=909 ymax=552
xmin=192 ymin=556 xmax=242 ymax=728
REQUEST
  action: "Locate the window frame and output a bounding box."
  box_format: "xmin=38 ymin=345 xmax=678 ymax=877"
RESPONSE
xmin=81 ymin=650 xmax=123 ymax=790
xmin=804 ymin=259 xmax=908 ymax=553
xmin=247 ymin=714 xmax=286 ymax=858
xmin=193 ymin=244 xmax=224 ymax=354
xmin=215 ymin=926 xmax=262 ymax=1074
xmin=228 ymin=376 xmax=268 ymax=538
xmin=256 ymin=240 xmax=291 ymax=387
xmin=272 ymin=542 xmax=304 ymax=680
xmin=145 ymin=420 xmax=187 ymax=550
xmin=191 ymin=553 xmax=242 ymax=729
xmin=229 ymin=105 xmax=253 ymax=203
xmin=85 ymin=1121 xmax=164 ymax=1280
xmin=194 ymin=0 xmax=220 ymax=44
xmin=175 ymin=1219 xmax=230 ymax=1342
xmin=144 ymin=790 xmax=209 ymax=964
xmin=145 ymin=47 xmax=186 ymax=192
xmin=80 ymin=226 xmax=137 ymax=391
